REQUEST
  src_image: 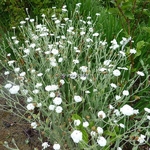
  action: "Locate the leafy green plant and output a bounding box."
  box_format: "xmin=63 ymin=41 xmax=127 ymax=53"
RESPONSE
xmin=103 ymin=0 xmax=150 ymax=64
xmin=0 ymin=0 xmax=64 ymax=31
xmin=0 ymin=3 xmax=150 ymax=150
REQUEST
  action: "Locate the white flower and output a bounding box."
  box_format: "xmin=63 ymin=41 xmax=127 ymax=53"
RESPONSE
xmin=4 ymin=71 xmax=10 ymax=75
xmin=74 ymin=47 xmax=80 ymax=53
xmin=27 ymin=103 xmax=35 ymax=111
xmin=37 ymin=73 xmax=43 ymax=77
xmin=144 ymin=108 xmax=150 ymax=113
xmin=122 ymin=90 xmax=129 ymax=96
xmin=32 ymin=89 xmax=39 ymax=94
xmin=70 ymin=72 xmax=77 ymax=79
xmin=99 ymin=68 xmax=107 ymax=72
xmin=25 ymin=17 xmax=29 ymax=21
xmin=110 ymin=39 xmax=119 ymax=50
xmin=9 ymin=85 xmax=20 ymax=94
xmin=60 ymin=79 xmax=65 ymax=85
xmin=97 ymin=111 xmax=106 ymax=119
xmin=51 ymin=49 xmax=59 ymax=55
xmin=115 ymin=95 xmax=121 ymax=101
xmin=109 ymin=104 xmax=114 ymax=110
xmin=58 ymin=57 xmax=63 ymax=62
xmin=89 ymin=27 xmax=93 ymax=32
xmin=49 ymin=105 xmax=55 ymax=110
xmin=119 ymin=123 xmax=125 ymax=128
xmin=113 ymin=69 xmax=121 ymax=76
xmin=87 ymin=16 xmax=91 ymax=19
xmin=85 ymin=90 xmax=90 ymax=94
xmin=147 ymin=115 xmax=150 ymax=120
xmin=80 ymin=76 xmax=87 ymax=80
xmin=50 ymin=61 xmax=57 ymax=67
xmin=113 ymin=120 xmax=118 ymax=123
xmin=62 ymin=8 xmax=67 ymax=12
xmin=83 ymin=121 xmax=89 ymax=128
xmin=31 ymin=69 xmax=36 ymax=73
xmin=71 ymin=130 xmax=82 ymax=143
xmin=37 ymin=103 xmax=42 ymax=107
xmin=93 ymin=89 xmax=97 ymax=92
xmin=137 ymin=134 xmax=146 ymax=144
xmin=11 ymin=36 xmax=16 ymax=40
xmin=90 ymin=131 xmax=96 ymax=137
xmin=76 ymin=3 xmax=81 ymax=7
xmin=93 ymin=33 xmax=99 ymax=37
xmin=45 ymin=85 xmax=58 ymax=91
xmin=86 ymin=38 xmax=93 ymax=42
xmin=14 ymin=40 xmax=19 ymax=44
xmin=100 ymin=41 xmax=107 ymax=46
xmin=29 ymin=43 xmax=36 ymax=48
xmin=110 ymin=83 xmax=117 ymax=88
xmin=137 ymin=71 xmax=145 ymax=76
xmin=114 ymin=109 xmax=121 ymax=116
xmin=7 ymin=53 xmax=11 ymax=57
xmin=53 ymin=143 xmax=60 ymax=150
xmin=61 ymin=35 xmax=66 ymax=39
xmin=73 ymin=59 xmax=79 ymax=64
xmin=74 ymin=95 xmax=82 ymax=103
xmin=119 ymin=51 xmax=126 ymax=56
xmin=120 ymin=104 xmax=134 ymax=116
xmin=117 ymin=67 xmax=128 ymax=70
xmin=97 ymin=136 xmax=107 ymax=147
xmin=42 ymin=14 xmax=46 ymax=18
xmin=4 ymin=83 xmax=12 ymax=89
xmin=74 ymin=119 xmax=81 ymax=126
xmin=30 ymin=19 xmax=35 ymax=22
xmin=20 ymin=72 xmax=26 ymax=77
xmin=96 ymin=13 xmax=100 ymax=16
xmin=133 ymin=109 xmax=139 ymax=115
xmin=64 ymin=18 xmax=69 ymax=21
xmin=130 ymin=48 xmax=136 ymax=54
xmin=103 ymin=60 xmax=111 ymax=66
xmin=87 ymin=21 xmax=92 ymax=25
xmin=55 ymin=20 xmax=60 ymax=24
xmin=27 ymin=97 xmax=33 ymax=102
xmin=21 ymin=89 xmax=28 ymax=95
xmin=8 ymin=60 xmax=15 ymax=66
xmin=42 ymin=142 xmax=50 ymax=150
xmin=55 ymin=106 xmax=63 ymax=113
xmin=35 ymin=83 xmax=42 ymax=88
xmin=80 ymin=31 xmax=85 ymax=35
xmin=31 ymin=122 xmax=37 ymax=129
xmin=120 ymin=37 xmax=130 ymax=45
xmin=117 ymin=147 xmax=122 ymax=150
xmin=97 ymin=127 xmax=103 ymax=134
xmin=24 ymin=48 xmax=30 ymax=55
xmin=14 ymin=68 xmax=20 ymax=73
xmin=49 ymin=92 xmax=55 ymax=98
xmin=53 ymin=97 xmax=62 ymax=105
xmin=79 ymin=66 xmax=87 ymax=72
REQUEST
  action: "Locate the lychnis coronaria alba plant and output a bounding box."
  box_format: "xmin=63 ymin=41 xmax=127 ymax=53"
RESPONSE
xmin=0 ymin=3 xmax=150 ymax=150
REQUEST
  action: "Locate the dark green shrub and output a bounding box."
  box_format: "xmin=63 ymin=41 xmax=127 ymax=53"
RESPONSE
xmin=0 ymin=0 xmax=64 ymax=31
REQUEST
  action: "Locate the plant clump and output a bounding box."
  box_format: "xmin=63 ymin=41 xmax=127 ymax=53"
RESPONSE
xmin=0 ymin=3 xmax=150 ymax=150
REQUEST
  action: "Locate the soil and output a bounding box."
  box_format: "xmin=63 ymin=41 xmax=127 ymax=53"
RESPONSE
xmin=0 ymin=69 xmax=43 ymax=150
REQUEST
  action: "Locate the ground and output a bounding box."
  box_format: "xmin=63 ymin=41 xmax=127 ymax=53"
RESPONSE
xmin=0 ymin=69 xmax=43 ymax=150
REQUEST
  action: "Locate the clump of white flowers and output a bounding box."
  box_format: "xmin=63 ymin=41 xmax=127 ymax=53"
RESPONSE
xmin=0 ymin=3 xmax=149 ymax=150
